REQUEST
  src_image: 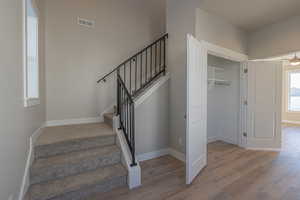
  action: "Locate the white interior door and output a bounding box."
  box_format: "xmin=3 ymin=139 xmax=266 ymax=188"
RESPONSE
xmin=186 ymin=34 xmax=207 ymax=184
xmin=246 ymin=61 xmax=282 ymax=149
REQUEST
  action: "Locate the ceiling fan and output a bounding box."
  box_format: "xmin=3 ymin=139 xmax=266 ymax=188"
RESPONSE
xmin=288 ymin=54 xmax=300 ymax=66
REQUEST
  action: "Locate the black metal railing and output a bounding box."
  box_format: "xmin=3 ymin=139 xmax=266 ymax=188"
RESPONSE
xmin=117 ymin=74 xmax=137 ymax=166
xmin=98 ymin=34 xmax=168 ymax=97
xmin=98 ymin=33 xmax=168 ymax=166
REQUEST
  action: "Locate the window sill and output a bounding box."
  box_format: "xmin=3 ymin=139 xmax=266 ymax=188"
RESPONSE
xmin=24 ymin=98 xmax=40 ymax=107
xmin=286 ymin=110 xmax=300 ymax=114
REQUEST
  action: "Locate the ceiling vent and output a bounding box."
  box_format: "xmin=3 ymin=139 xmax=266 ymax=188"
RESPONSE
xmin=78 ymin=18 xmax=95 ymax=28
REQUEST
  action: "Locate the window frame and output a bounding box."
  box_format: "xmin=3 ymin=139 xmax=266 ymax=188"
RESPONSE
xmin=23 ymin=0 xmax=40 ymax=107
xmin=287 ymin=69 xmax=300 ymax=113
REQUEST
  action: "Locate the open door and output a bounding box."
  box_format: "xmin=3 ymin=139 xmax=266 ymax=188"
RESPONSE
xmin=246 ymin=61 xmax=282 ymax=150
xmin=186 ymin=34 xmax=207 ymax=184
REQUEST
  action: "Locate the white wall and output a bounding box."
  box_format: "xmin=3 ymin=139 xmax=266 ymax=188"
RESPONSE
xmin=135 ymin=80 xmax=170 ymax=155
xmin=207 ymin=55 xmax=240 ymax=144
xmin=44 ymin=0 xmax=166 ymax=122
xmin=248 ymin=15 xmax=300 ymax=59
xmin=0 ymin=0 xmax=45 ymax=199
xmin=166 ymin=0 xmax=248 ymax=153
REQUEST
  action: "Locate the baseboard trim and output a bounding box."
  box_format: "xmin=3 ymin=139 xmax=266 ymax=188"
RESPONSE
xmin=46 ymin=117 xmax=102 ymax=127
xmin=135 ymin=73 xmax=170 ymax=108
xmin=137 ymin=149 xmax=170 ymax=162
xmin=19 ymin=123 xmax=45 ymax=200
xmin=137 ymin=148 xmax=186 ymax=163
xmin=207 ymin=136 xmax=218 ymax=143
xmin=246 ymin=147 xmax=281 ymax=152
xmin=282 ymin=120 xmax=300 ymax=125
xmin=168 ymin=148 xmax=186 ymax=162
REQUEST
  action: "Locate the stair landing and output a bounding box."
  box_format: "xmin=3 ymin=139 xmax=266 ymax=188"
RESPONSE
xmin=37 ymin=122 xmax=114 ymax=146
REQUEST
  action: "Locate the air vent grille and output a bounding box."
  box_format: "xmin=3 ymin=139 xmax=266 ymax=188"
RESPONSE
xmin=78 ymin=18 xmax=95 ymax=28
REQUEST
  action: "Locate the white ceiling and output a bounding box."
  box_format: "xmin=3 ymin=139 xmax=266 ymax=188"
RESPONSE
xmin=199 ymin=0 xmax=300 ymax=32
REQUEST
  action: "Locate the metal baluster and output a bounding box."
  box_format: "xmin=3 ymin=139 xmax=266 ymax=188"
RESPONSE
xmin=140 ymin=53 xmax=143 ymax=88
xmin=150 ymin=45 xmax=153 ymax=79
xmin=123 ymin=64 xmax=126 ymax=88
xmin=155 ymin=43 xmax=157 ymax=74
xmin=130 ymin=60 xmax=132 ymax=95
xmin=145 ymin=48 xmax=148 ymax=82
xmin=131 ymin=103 xmax=136 ymax=166
xmin=127 ymin=97 xmax=129 ymax=140
xmin=135 ymin=57 xmax=137 ymax=93
xmin=163 ymin=37 xmax=166 ymax=74
xmin=159 ymin=40 xmax=162 ymax=72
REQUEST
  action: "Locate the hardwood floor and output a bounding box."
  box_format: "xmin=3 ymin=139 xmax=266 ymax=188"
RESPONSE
xmin=89 ymin=126 xmax=300 ymax=200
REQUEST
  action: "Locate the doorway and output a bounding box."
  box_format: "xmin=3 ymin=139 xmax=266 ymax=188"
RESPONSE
xmin=207 ymin=54 xmax=241 ymax=146
xmin=186 ymin=35 xmax=283 ymax=184
xmin=281 ymin=55 xmax=300 ymax=154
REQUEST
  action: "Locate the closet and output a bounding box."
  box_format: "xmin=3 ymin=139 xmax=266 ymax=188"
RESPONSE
xmin=207 ymin=54 xmax=241 ymax=145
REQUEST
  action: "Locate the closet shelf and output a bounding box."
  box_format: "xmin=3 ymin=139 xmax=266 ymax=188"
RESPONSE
xmin=208 ymin=79 xmax=231 ymax=86
xmin=208 ymin=66 xmax=225 ymax=71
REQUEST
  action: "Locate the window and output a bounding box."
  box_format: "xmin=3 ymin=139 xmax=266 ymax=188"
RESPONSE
xmin=288 ymin=71 xmax=300 ymax=112
xmin=23 ymin=0 xmax=39 ymax=107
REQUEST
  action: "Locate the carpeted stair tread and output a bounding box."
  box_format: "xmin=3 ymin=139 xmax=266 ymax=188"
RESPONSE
xmin=34 ymin=123 xmax=116 ymax=159
xmin=30 ymin=163 xmax=127 ymax=200
xmin=36 ymin=123 xmax=115 ymax=146
xmin=30 ymin=145 xmax=121 ymax=184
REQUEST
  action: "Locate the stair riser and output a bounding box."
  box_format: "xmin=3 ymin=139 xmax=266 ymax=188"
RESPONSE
xmin=32 ymin=175 xmax=127 ymax=200
xmin=30 ymin=151 xmax=121 ymax=185
xmin=35 ymin=136 xmax=115 ymax=159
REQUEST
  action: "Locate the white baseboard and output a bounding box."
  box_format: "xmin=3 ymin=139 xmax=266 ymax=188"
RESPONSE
xmin=46 ymin=117 xmax=102 ymax=127
xmin=207 ymin=136 xmax=218 ymax=143
xmin=136 ymin=148 xmax=186 ymax=163
xmin=246 ymin=147 xmax=281 ymax=152
xmin=168 ymin=148 xmax=186 ymax=162
xmin=19 ymin=123 xmax=45 ymax=200
xmin=135 ymin=73 xmax=170 ymax=108
xmin=137 ymin=149 xmax=170 ymax=162
xmin=282 ymin=120 xmax=300 ymax=125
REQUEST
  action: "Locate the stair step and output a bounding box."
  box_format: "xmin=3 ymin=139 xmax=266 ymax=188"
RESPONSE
xmin=103 ymin=113 xmax=114 ymax=127
xmin=30 ymin=145 xmax=121 ymax=185
xmin=35 ymin=123 xmax=115 ymax=159
xmin=29 ymin=164 xmax=127 ymax=200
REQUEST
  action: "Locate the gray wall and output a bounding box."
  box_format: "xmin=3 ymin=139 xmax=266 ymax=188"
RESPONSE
xmin=166 ymin=0 xmax=248 ymax=153
xmin=44 ymin=0 xmax=166 ymax=122
xmin=166 ymin=0 xmax=199 ymax=153
xmin=248 ymin=15 xmax=300 ymax=59
xmin=0 ymin=0 xmax=46 ymax=199
xmin=135 ymin=80 xmax=170 ymax=155
xmin=196 ymin=9 xmax=248 ymax=55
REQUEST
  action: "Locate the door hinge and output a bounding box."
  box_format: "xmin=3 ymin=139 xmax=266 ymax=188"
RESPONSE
xmin=244 ymin=68 xmax=248 ymax=74
xmin=243 ymin=132 xmax=247 ymax=137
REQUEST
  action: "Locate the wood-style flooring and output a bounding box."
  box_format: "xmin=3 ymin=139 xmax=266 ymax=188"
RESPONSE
xmin=89 ymin=125 xmax=300 ymax=200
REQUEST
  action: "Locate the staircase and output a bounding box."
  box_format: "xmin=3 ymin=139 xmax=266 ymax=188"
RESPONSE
xmin=26 ymin=120 xmax=127 ymax=200
xmin=26 ymin=33 xmax=169 ymax=200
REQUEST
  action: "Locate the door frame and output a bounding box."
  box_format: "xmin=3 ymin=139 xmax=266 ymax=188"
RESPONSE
xmin=200 ymin=40 xmax=248 ymax=148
